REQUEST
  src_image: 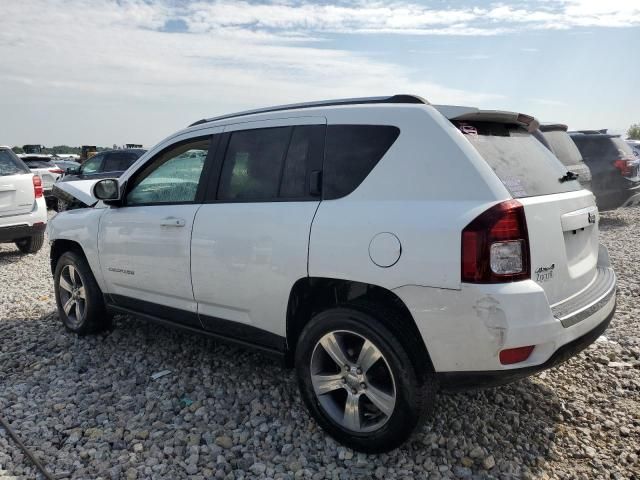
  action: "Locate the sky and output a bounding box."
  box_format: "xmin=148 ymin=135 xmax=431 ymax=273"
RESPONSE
xmin=1 ymin=0 xmax=639 ymax=147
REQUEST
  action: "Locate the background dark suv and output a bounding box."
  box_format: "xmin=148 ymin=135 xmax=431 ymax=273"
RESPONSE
xmin=60 ymin=148 xmax=145 ymax=183
xmin=570 ymin=131 xmax=640 ymax=210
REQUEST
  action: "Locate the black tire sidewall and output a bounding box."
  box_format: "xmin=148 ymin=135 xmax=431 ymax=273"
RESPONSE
xmin=54 ymin=251 xmax=105 ymax=334
xmin=295 ymin=307 xmax=426 ymax=453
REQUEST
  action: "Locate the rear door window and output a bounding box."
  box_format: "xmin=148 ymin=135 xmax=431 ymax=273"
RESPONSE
xmin=542 ymin=131 xmax=584 ymax=167
xmin=0 ymin=150 xmax=29 ymax=176
xmin=323 ymin=125 xmax=400 ymax=199
xmin=458 ymin=121 xmax=581 ymax=198
xmin=571 ymin=136 xmax=633 ymax=162
xmin=103 ymin=152 xmax=140 ymax=172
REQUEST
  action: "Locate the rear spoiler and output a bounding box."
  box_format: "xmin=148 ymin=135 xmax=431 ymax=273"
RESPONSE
xmin=434 ymin=105 xmax=540 ymax=133
xmin=539 ymin=123 xmax=569 ymax=133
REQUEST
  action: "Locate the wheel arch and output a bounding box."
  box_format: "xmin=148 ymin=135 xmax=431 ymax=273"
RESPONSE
xmin=50 ymin=239 xmax=88 ymax=275
xmin=285 ymin=277 xmax=435 ymax=374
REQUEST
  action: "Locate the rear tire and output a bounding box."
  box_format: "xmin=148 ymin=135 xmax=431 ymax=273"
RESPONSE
xmin=15 ymin=233 xmax=44 ymax=254
xmin=54 ymin=251 xmax=111 ymax=335
xmin=295 ymin=303 xmax=436 ymax=452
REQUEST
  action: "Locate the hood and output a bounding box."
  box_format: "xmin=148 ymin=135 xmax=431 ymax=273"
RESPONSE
xmin=52 ymin=179 xmax=100 ymax=209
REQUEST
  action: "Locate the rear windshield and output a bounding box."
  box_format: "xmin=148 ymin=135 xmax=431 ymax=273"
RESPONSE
xmin=0 ymin=150 xmax=29 ymax=176
xmin=457 ymin=121 xmax=581 ymax=198
xmin=542 ymin=130 xmax=584 ymax=167
xmin=22 ymin=157 xmax=55 ymax=168
xmin=571 ymin=135 xmax=635 ymax=161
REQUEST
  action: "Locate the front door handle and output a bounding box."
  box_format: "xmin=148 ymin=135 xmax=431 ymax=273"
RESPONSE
xmin=160 ymin=217 xmax=186 ymax=227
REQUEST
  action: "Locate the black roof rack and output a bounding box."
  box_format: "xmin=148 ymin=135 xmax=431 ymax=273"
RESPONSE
xmin=570 ymin=129 xmax=609 ymax=135
xmin=188 ymin=94 xmax=429 ymax=127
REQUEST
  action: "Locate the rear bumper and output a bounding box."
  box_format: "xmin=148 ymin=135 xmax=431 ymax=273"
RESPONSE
xmin=0 ymin=221 xmax=46 ymax=243
xmin=437 ymin=303 xmax=614 ymax=390
xmin=393 ymin=245 xmax=616 ymax=388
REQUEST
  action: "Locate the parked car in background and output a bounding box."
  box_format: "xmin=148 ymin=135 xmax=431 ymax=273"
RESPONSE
xmin=0 ymin=146 xmax=47 ymax=253
xmin=570 ymin=131 xmax=640 ymax=210
xmin=60 ymin=149 xmax=145 ymax=182
xmin=627 ymin=139 xmax=640 ymax=158
xmin=48 ymin=95 xmax=616 ymax=452
xmin=18 ymin=154 xmax=64 ymax=209
xmin=55 ymin=149 xmax=145 ymax=211
xmin=53 ymin=159 xmax=81 ymax=172
xmin=539 ymin=124 xmax=592 ymax=190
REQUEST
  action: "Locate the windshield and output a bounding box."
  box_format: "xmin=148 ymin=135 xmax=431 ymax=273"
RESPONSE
xmin=457 ymin=121 xmax=582 ymax=198
xmin=542 ymin=130 xmax=584 ymax=167
xmin=22 ymin=157 xmax=54 ymax=168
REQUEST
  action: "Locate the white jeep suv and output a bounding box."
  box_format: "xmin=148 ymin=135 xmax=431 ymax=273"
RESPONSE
xmin=47 ymin=95 xmax=616 ymax=452
xmin=0 ymin=146 xmax=47 ymax=253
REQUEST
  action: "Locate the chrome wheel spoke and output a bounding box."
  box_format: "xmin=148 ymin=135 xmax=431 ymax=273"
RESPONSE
xmin=63 ymin=297 xmax=75 ymax=315
xmin=357 ymin=339 xmax=382 ymax=373
xmin=68 ymin=266 xmax=77 ymax=287
xmin=312 ymin=373 xmax=344 ymax=395
xmin=364 ymin=384 xmax=395 ymax=417
xmin=59 ymin=276 xmax=73 ymax=293
xmin=75 ymin=300 xmax=84 ymax=320
xmin=343 ymin=393 xmax=361 ymax=431
xmin=320 ymin=333 xmax=350 ymax=368
xmin=77 ymin=286 xmax=86 ymax=300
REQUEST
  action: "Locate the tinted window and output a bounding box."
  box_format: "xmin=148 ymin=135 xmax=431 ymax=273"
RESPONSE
xmin=459 ymin=121 xmax=581 ymax=198
xmin=323 ymin=125 xmax=400 ymax=199
xmin=280 ymin=125 xmax=323 ymax=198
xmin=218 ymin=127 xmax=291 ymax=201
xmin=80 ymin=154 xmax=104 ymax=174
xmin=0 ymin=150 xmax=29 ymax=176
xmin=542 ymin=130 xmax=584 ymax=166
xmin=22 ymin=157 xmax=55 ymax=169
xmin=571 ymin=136 xmax=635 ymax=162
xmin=127 ymin=139 xmax=208 ymax=205
xmin=103 ymin=152 xmax=140 ymax=172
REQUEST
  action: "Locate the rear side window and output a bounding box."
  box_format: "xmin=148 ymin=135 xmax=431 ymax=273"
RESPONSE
xmin=0 ymin=150 xmax=29 ymax=176
xmin=572 ymin=136 xmax=634 ymax=161
xmin=458 ymin=122 xmax=581 ymax=198
xmin=22 ymin=157 xmax=54 ymax=169
xmin=323 ymin=125 xmax=400 ymax=200
xmin=103 ymin=152 xmax=140 ymax=172
xmin=542 ymin=130 xmax=584 ymax=167
xmin=218 ymin=125 xmax=323 ymax=201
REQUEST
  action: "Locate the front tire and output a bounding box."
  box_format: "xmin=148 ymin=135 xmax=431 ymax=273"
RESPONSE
xmin=15 ymin=233 xmax=44 ymax=254
xmin=54 ymin=251 xmax=111 ymax=334
xmin=295 ymin=304 xmax=436 ymax=452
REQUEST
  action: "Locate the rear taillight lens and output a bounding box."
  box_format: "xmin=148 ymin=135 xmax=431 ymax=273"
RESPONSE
xmin=33 ymin=175 xmax=43 ymax=198
xmin=461 ymin=200 xmax=530 ymax=283
xmin=613 ymin=158 xmax=638 ymax=177
xmin=49 ymin=168 xmax=64 ymax=174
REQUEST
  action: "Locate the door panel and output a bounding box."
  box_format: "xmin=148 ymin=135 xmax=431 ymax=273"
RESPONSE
xmin=192 ymin=202 xmax=319 ymax=337
xmin=191 ymin=117 xmax=325 ymax=341
xmin=99 ymin=204 xmax=202 ymax=324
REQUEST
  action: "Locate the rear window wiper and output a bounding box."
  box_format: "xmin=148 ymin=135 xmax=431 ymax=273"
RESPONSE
xmin=559 ymin=171 xmax=579 ymax=183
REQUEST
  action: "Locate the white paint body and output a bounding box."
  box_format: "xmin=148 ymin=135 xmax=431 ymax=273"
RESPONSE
xmin=0 ymin=168 xmax=47 ymax=233
xmin=47 ymin=101 xmax=616 ymax=375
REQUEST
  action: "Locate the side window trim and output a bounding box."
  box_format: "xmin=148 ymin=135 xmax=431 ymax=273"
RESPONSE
xmin=122 ymin=135 xmax=215 ymax=207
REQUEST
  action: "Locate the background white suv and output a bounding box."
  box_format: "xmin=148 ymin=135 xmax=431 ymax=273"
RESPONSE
xmin=47 ymin=95 xmax=616 ymax=452
xmin=0 ymin=146 xmax=47 ymax=253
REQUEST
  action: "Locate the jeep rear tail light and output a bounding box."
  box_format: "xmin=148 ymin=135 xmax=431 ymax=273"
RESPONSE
xmin=613 ymin=158 xmax=637 ymax=177
xmin=33 ymin=175 xmax=43 ymax=198
xmin=461 ymin=200 xmax=530 ymax=283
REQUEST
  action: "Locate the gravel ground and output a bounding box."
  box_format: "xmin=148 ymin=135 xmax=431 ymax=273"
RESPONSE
xmin=1 ymin=208 xmax=639 ymax=480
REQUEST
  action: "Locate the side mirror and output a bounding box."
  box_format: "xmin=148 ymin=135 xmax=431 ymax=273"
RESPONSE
xmin=92 ymin=178 xmax=121 ymax=202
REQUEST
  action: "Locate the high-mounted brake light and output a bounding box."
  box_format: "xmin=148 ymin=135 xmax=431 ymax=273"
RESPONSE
xmin=49 ymin=168 xmax=64 ymax=174
xmin=461 ymin=200 xmax=530 ymax=283
xmin=32 ymin=175 xmax=43 ymax=198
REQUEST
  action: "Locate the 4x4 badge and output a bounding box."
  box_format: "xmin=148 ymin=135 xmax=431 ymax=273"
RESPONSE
xmin=588 ymin=212 xmax=596 ymax=224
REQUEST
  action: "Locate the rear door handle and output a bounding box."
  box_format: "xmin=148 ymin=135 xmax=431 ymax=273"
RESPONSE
xmin=160 ymin=217 xmax=186 ymax=227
